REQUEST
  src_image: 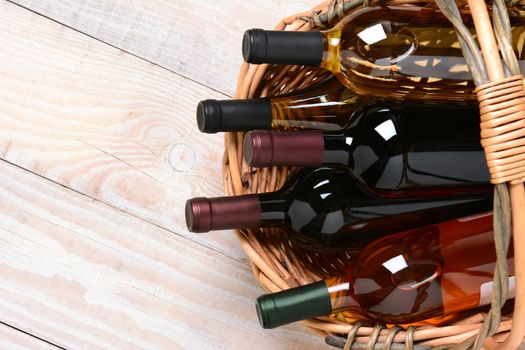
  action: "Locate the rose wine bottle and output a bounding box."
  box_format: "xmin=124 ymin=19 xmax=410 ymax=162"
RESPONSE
xmin=197 ymin=77 xmax=370 ymax=133
xmin=186 ymin=167 xmax=493 ymax=247
xmin=243 ymin=6 xmax=525 ymax=100
xmin=244 ymin=103 xmax=491 ymax=197
xmin=256 ymin=212 xmax=515 ymax=328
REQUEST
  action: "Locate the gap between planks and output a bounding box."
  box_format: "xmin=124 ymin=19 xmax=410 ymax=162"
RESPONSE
xmin=10 ymin=0 xmax=321 ymax=96
xmin=0 ymin=0 xmax=248 ymax=263
xmin=0 ymin=156 xmax=244 ymax=269
xmin=0 ymin=157 xmax=321 ymax=349
xmin=6 ymin=0 xmax=232 ymax=99
xmin=0 ymin=321 xmax=64 ymax=350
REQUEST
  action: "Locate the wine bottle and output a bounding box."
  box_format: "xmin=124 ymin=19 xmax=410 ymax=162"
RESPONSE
xmin=186 ymin=167 xmax=493 ymax=247
xmin=243 ymin=6 xmax=525 ymax=100
xmin=256 ymin=212 xmax=515 ymax=328
xmin=244 ymin=103 xmax=491 ymax=197
xmin=197 ymin=77 xmax=371 ymax=133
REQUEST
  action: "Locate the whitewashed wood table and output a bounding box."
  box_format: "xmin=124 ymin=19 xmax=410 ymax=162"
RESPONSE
xmin=0 ymin=0 xmax=323 ymax=348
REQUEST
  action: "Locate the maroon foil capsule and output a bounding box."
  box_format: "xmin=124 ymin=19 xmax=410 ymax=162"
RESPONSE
xmin=185 ymin=195 xmax=261 ymax=233
xmin=244 ymin=130 xmax=324 ymax=167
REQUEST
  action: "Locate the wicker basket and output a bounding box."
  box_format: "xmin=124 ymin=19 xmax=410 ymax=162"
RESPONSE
xmin=223 ymin=0 xmax=525 ymax=348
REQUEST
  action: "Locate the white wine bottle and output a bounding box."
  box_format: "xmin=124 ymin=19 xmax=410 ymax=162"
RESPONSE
xmin=243 ymin=6 xmax=525 ymax=100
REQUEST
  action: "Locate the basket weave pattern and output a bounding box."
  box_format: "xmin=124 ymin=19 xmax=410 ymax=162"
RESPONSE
xmin=223 ymin=0 xmax=522 ymax=347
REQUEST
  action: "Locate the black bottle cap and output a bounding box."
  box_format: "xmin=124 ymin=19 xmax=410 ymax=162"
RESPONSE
xmin=243 ymin=29 xmax=324 ymax=66
xmin=196 ymin=99 xmax=272 ymax=133
xmin=256 ymin=280 xmax=333 ymax=329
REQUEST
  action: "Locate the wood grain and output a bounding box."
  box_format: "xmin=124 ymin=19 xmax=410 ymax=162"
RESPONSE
xmin=0 ymin=1 xmax=328 ymax=347
xmin=0 ymin=158 xmax=321 ymax=349
xmin=12 ymin=0 xmax=320 ymax=95
xmin=0 ymin=0 xmax=245 ymax=261
xmin=0 ymin=323 xmax=61 ymax=350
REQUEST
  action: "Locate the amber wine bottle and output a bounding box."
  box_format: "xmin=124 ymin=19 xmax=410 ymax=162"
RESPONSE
xmin=256 ymin=212 xmax=515 ymax=328
xmin=244 ymin=103 xmax=491 ymax=197
xmin=186 ymin=167 xmax=493 ymax=247
xmin=243 ymin=6 xmax=525 ymax=100
xmin=197 ymin=77 xmax=370 ymax=132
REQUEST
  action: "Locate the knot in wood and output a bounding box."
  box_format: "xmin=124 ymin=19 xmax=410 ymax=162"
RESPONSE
xmin=167 ymin=143 xmax=195 ymax=172
xmin=476 ymin=75 xmax=525 ymax=184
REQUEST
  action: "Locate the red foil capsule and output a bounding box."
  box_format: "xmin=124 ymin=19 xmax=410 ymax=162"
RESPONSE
xmin=244 ymin=130 xmax=324 ymax=167
xmin=185 ymin=195 xmax=261 ymax=233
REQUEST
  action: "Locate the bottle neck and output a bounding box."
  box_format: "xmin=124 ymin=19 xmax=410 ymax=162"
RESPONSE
xmin=320 ymin=30 xmax=341 ymax=74
xmin=185 ymin=193 xmax=289 ymax=232
xmin=258 ymin=192 xmax=289 ymax=226
xmin=325 ymin=277 xmax=361 ymax=314
xmin=322 ymin=131 xmax=357 ymax=167
xmin=268 ymin=77 xmax=366 ymax=131
xmin=243 ymin=128 xmax=358 ymax=168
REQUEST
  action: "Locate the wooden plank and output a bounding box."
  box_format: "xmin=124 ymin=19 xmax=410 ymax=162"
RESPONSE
xmin=0 ymin=0 xmax=246 ymax=261
xmin=0 ymin=159 xmax=321 ymax=349
xmin=12 ymin=0 xmax=321 ymax=95
xmin=0 ymin=323 xmax=61 ymax=350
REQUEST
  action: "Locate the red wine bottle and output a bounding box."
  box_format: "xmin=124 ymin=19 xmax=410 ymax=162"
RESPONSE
xmin=186 ymin=167 xmax=493 ymax=248
xmin=244 ymin=103 xmax=491 ymax=198
xmin=256 ymin=212 xmax=515 ymax=328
